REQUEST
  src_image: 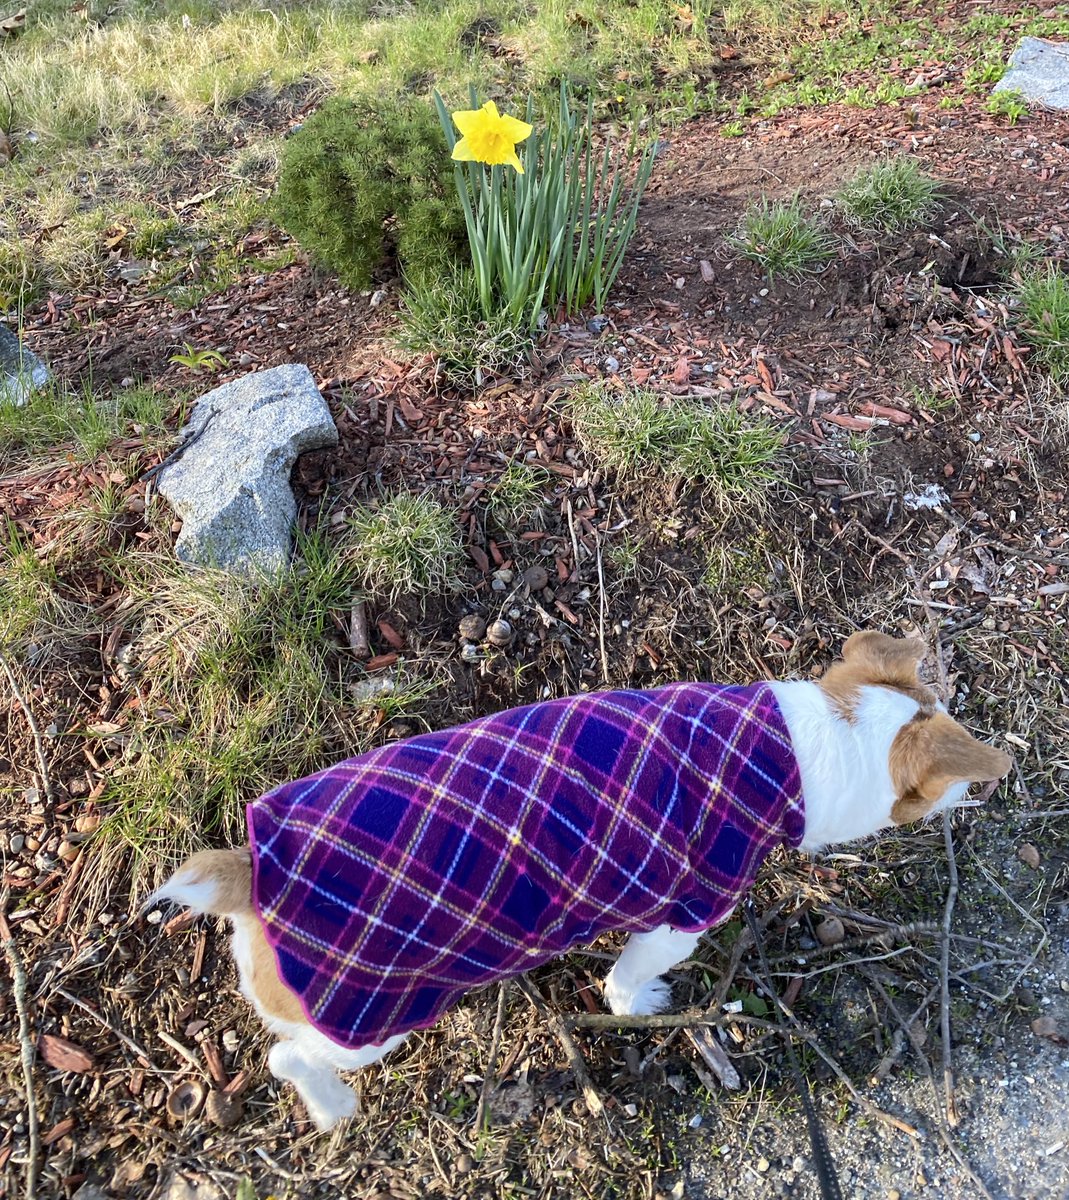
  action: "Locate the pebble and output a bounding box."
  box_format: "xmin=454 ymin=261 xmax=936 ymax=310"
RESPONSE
xmin=455 ymin=1153 xmax=474 ymax=1175
xmin=757 ymin=1157 xmax=770 ymax=1173
xmin=792 ymin=1157 xmax=806 ymax=1172
xmin=222 ymin=1029 xmax=240 ymax=1053
xmin=602 ymin=355 xmax=620 ymax=373
xmin=9 ymin=833 xmax=24 ymax=854
xmin=1018 ymin=843 xmax=1041 ymax=869
xmin=521 ymin=564 xmax=549 ymax=590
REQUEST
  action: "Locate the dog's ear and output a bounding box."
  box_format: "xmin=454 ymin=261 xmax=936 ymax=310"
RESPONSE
xmin=841 ymin=631 xmax=925 ymax=687
xmin=889 ymin=712 xmax=1011 ymax=824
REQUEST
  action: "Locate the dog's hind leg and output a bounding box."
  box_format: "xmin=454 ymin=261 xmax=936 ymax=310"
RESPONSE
xmin=603 ymin=926 xmax=702 ymax=1016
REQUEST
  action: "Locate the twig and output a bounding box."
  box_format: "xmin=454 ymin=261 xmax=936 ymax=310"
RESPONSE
xmin=1 ymin=894 xmax=41 ymax=1200
xmin=861 ymin=969 xmax=995 ymax=1200
xmin=473 ymin=982 xmax=509 ymax=1134
xmin=913 ymin=581 xmax=960 ymax=1129
xmin=0 ymin=655 xmax=57 ymax=809
xmin=517 ymin=976 xmax=604 ymax=1118
xmin=51 ymin=987 xmax=163 ymax=1075
xmin=594 ymin=520 xmax=610 ymax=686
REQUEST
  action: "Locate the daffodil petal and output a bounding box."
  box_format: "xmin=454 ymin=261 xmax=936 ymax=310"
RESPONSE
xmin=451 ymin=109 xmax=482 ymax=137
xmin=499 ymin=114 xmax=533 ymax=143
xmin=481 ymin=99 xmax=501 ymax=120
xmin=505 ymin=148 xmax=524 ymax=174
xmin=451 ymin=137 xmax=476 ymax=161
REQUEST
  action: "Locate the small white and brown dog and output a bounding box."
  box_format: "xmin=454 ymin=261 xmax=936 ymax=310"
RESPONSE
xmin=149 ymin=632 xmax=1009 ymax=1131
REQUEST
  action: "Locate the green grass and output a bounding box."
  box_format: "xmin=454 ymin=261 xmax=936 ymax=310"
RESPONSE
xmin=1015 ymin=265 xmax=1069 ymax=384
xmin=0 ymin=383 xmax=174 ymax=466
xmin=0 ymin=525 xmax=62 ymax=652
xmin=836 ymin=158 xmax=943 ymax=234
xmin=569 ymin=383 xmax=783 ymax=498
xmin=98 ymin=531 xmax=436 ymax=869
xmin=346 ymin=493 xmax=465 ymax=601
xmin=397 ymin=267 xmax=531 ymax=388
xmin=486 ymin=460 xmax=554 ymax=532
xmin=728 ymin=195 xmax=834 ymax=281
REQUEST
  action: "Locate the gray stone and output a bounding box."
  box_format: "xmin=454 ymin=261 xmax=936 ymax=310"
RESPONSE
xmin=158 ymin=364 xmax=337 ymax=573
xmin=0 ymin=325 xmax=52 ymax=407
xmin=994 ymin=38 xmax=1069 ymax=109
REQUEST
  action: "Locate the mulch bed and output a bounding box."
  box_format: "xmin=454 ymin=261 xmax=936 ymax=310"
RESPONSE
xmin=2 ymin=80 xmax=1069 ymax=1200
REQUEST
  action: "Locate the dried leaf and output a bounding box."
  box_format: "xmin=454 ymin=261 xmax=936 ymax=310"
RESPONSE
xmin=0 ymin=9 xmax=26 ymax=37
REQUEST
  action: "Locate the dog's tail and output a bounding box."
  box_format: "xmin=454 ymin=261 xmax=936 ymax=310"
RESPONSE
xmin=147 ymin=848 xmax=253 ymax=917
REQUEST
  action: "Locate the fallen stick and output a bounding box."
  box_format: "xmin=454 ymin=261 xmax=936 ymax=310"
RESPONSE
xmin=0 ymin=655 xmax=57 ymax=809
xmin=517 ymin=976 xmax=604 ymax=1118
xmin=473 ymin=982 xmax=509 ymax=1134
xmin=1 ymin=896 xmax=41 ymax=1200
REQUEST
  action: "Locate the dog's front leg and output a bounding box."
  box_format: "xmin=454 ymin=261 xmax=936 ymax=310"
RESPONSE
xmin=603 ymin=926 xmax=702 ymax=1016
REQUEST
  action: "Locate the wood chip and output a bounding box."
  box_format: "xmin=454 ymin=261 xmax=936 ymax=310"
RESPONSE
xmin=685 ymin=1027 xmax=740 ymax=1090
xmin=38 ymin=1033 xmax=96 ymax=1074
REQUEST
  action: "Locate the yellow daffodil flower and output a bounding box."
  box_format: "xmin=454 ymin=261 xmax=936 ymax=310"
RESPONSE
xmin=451 ymin=100 xmax=533 ymax=174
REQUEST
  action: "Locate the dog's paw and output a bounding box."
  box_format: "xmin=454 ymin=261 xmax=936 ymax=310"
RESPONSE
xmin=300 ymin=1075 xmax=358 ymax=1132
xmin=604 ymin=974 xmax=673 ymax=1017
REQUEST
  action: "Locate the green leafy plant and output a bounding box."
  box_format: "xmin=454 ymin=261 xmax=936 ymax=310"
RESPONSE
xmin=273 ymin=94 xmax=465 ymax=290
xmin=985 ymin=89 xmax=1028 ymax=125
xmin=729 ymin=195 xmax=834 ymax=281
xmin=169 ymin=342 xmax=228 ymax=373
xmin=836 ymin=158 xmax=943 ymax=234
xmin=486 ymin=459 xmax=553 ymax=531
xmin=435 ymin=84 xmax=655 ymax=330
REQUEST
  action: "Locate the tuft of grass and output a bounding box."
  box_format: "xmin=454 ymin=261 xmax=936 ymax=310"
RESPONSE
xmin=0 ymin=383 xmax=174 ymax=466
xmin=728 ymin=195 xmax=834 ymax=281
xmin=346 ymin=493 xmax=465 ymax=601
xmin=836 ymin=158 xmax=943 ymax=234
xmin=486 ymin=459 xmax=553 ymax=532
xmin=0 ymin=525 xmax=61 ymax=653
xmin=397 ymin=267 xmax=531 ymax=388
xmin=569 ymin=383 xmax=783 ymax=497
xmin=100 ymin=532 xmax=436 ymax=874
xmin=986 ymin=89 xmax=1029 ymax=125
xmin=1015 ymin=264 xmax=1069 ymax=384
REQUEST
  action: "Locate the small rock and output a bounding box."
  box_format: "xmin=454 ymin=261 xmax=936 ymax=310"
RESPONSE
xmin=158 ymin=364 xmax=338 ymax=574
xmin=460 ymin=642 xmax=481 ymax=664
xmin=458 ymin=614 xmax=486 ymax=642
xmin=602 ymin=355 xmax=620 ymax=373
xmin=455 ymin=1153 xmax=474 ymax=1175
xmin=816 ymin=916 xmax=845 ymax=946
xmin=756 ymin=1157 xmax=770 ymax=1173
xmin=9 ymin=833 xmax=25 ymax=854
xmin=888 ymin=1190 xmax=901 ymax=1200
xmin=75 ymin=813 xmax=100 ymax=834
xmin=369 ymin=289 xmax=387 ymax=307
xmin=521 ymin=564 xmax=549 ymax=590
xmin=487 ymin=619 xmax=513 ymax=648
xmin=205 ymin=1090 xmax=243 ymax=1128
xmin=221 ymin=1030 xmax=240 ymax=1054
xmin=494 ymin=568 xmax=514 ymax=584
xmin=1032 ymin=1016 xmax=1067 ymax=1045
xmin=587 ymin=315 xmax=609 ymax=334
xmin=1018 ymin=843 xmax=1041 ymax=869
xmin=57 ymin=839 xmax=80 ymax=863
xmin=0 ymin=325 xmax=52 ymax=407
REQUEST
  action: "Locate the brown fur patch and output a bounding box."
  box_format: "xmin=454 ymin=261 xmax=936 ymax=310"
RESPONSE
xmin=889 ymin=710 xmax=1012 ymax=824
xmin=820 ymin=631 xmax=937 ymax=720
xmin=239 ymin=915 xmax=308 ymax=1024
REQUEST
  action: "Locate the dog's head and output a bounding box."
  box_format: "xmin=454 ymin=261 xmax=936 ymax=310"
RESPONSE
xmin=820 ymin=631 xmax=1011 ymax=826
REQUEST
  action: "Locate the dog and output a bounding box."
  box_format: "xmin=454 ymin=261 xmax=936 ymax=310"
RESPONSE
xmin=149 ymin=631 xmax=1010 ymax=1131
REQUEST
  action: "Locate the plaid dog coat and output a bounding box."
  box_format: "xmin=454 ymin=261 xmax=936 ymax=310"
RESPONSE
xmin=248 ymin=683 xmax=804 ymax=1048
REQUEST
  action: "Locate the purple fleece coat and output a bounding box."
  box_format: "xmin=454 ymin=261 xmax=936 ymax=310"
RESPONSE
xmin=248 ymin=682 xmax=804 ymax=1048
